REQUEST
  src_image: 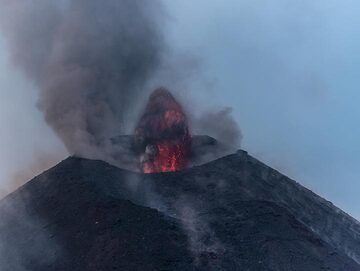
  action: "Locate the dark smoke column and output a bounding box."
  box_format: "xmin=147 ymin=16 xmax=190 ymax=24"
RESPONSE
xmin=134 ymin=88 xmax=191 ymax=173
xmin=0 ymin=0 xmax=166 ymax=159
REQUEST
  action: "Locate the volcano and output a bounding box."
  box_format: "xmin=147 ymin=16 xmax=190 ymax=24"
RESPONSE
xmin=0 ymin=143 xmax=360 ymax=270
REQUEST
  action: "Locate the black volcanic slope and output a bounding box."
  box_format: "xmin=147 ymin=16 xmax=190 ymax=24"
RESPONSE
xmin=0 ymin=151 xmax=360 ymax=270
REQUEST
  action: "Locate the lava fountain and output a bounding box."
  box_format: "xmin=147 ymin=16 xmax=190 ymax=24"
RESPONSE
xmin=134 ymin=88 xmax=191 ymax=173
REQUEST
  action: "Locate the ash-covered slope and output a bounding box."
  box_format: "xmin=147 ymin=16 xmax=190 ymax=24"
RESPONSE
xmin=0 ymin=151 xmax=359 ymax=270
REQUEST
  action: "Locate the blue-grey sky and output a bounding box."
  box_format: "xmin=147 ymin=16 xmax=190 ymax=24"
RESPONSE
xmin=0 ymin=0 xmax=360 ymax=219
xmin=0 ymin=37 xmax=67 ymax=195
xmin=165 ymin=0 xmax=360 ymax=219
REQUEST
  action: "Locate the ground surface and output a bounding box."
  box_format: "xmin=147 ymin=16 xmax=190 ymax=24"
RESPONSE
xmin=0 ymin=149 xmax=359 ymax=270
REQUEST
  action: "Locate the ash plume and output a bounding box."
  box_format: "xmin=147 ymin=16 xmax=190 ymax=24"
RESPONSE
xmin=193 ymin=107 xmax=243 ymax=148
xmin=0 ymin=0 xmax=166 ymax=159
xmin=0 ymin=0 xmax=243 ymax=174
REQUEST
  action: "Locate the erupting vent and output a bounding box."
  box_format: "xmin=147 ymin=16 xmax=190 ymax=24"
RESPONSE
xmin=134 ymin=88 xmax=191 ymax=173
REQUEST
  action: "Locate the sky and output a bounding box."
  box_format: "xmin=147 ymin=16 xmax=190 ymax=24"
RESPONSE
xmin=0 ymin=38 xmax=67 ymax=196
xmin=0 ymin=0 xmax=360 ymax=219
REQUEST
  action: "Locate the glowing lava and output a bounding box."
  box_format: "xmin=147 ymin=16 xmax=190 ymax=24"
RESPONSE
xmin=134 ymin=88 xmax=191 ymax=173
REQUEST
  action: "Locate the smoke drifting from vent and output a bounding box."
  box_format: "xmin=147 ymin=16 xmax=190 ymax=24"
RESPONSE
xmin=193 ymin=107 xmax=242 ymax=148
xmin=0 ymin=0 xmax=242 ymax=174
xmin=0 ymin=0 xmax=166 ymax=158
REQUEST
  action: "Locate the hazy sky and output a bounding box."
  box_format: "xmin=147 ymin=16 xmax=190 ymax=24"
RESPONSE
xmin=1 ymin=0 xmax=360 ymax=219
xmin=0 ymin=37 xmax=67 ymax=195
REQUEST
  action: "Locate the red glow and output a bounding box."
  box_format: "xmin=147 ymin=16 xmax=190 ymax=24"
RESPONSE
xmin=143 ymin=140 xmax=189 ymax=173
xmin=134 ymin=88 xmax=191 ymax=173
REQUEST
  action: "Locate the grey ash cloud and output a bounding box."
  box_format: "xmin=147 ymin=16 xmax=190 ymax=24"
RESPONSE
xmin=0 ymin=0 xmax=167 ymax=159
xmin=0 ymin=0 xmax=242 ymax=170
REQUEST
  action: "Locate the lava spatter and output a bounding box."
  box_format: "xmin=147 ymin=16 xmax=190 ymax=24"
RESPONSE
xmin=134 ymin=88 xmax=191 ymax=173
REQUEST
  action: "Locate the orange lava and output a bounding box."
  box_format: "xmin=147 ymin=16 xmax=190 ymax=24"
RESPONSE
xmin=143 ymin=140 xmax=189 ymax=173
xmin=134 ymin=88 xmax=191 ymax=173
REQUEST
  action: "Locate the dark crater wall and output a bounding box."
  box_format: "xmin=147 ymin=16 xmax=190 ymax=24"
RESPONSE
xmin=0 ymin=150 xmax=359 ymax=270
